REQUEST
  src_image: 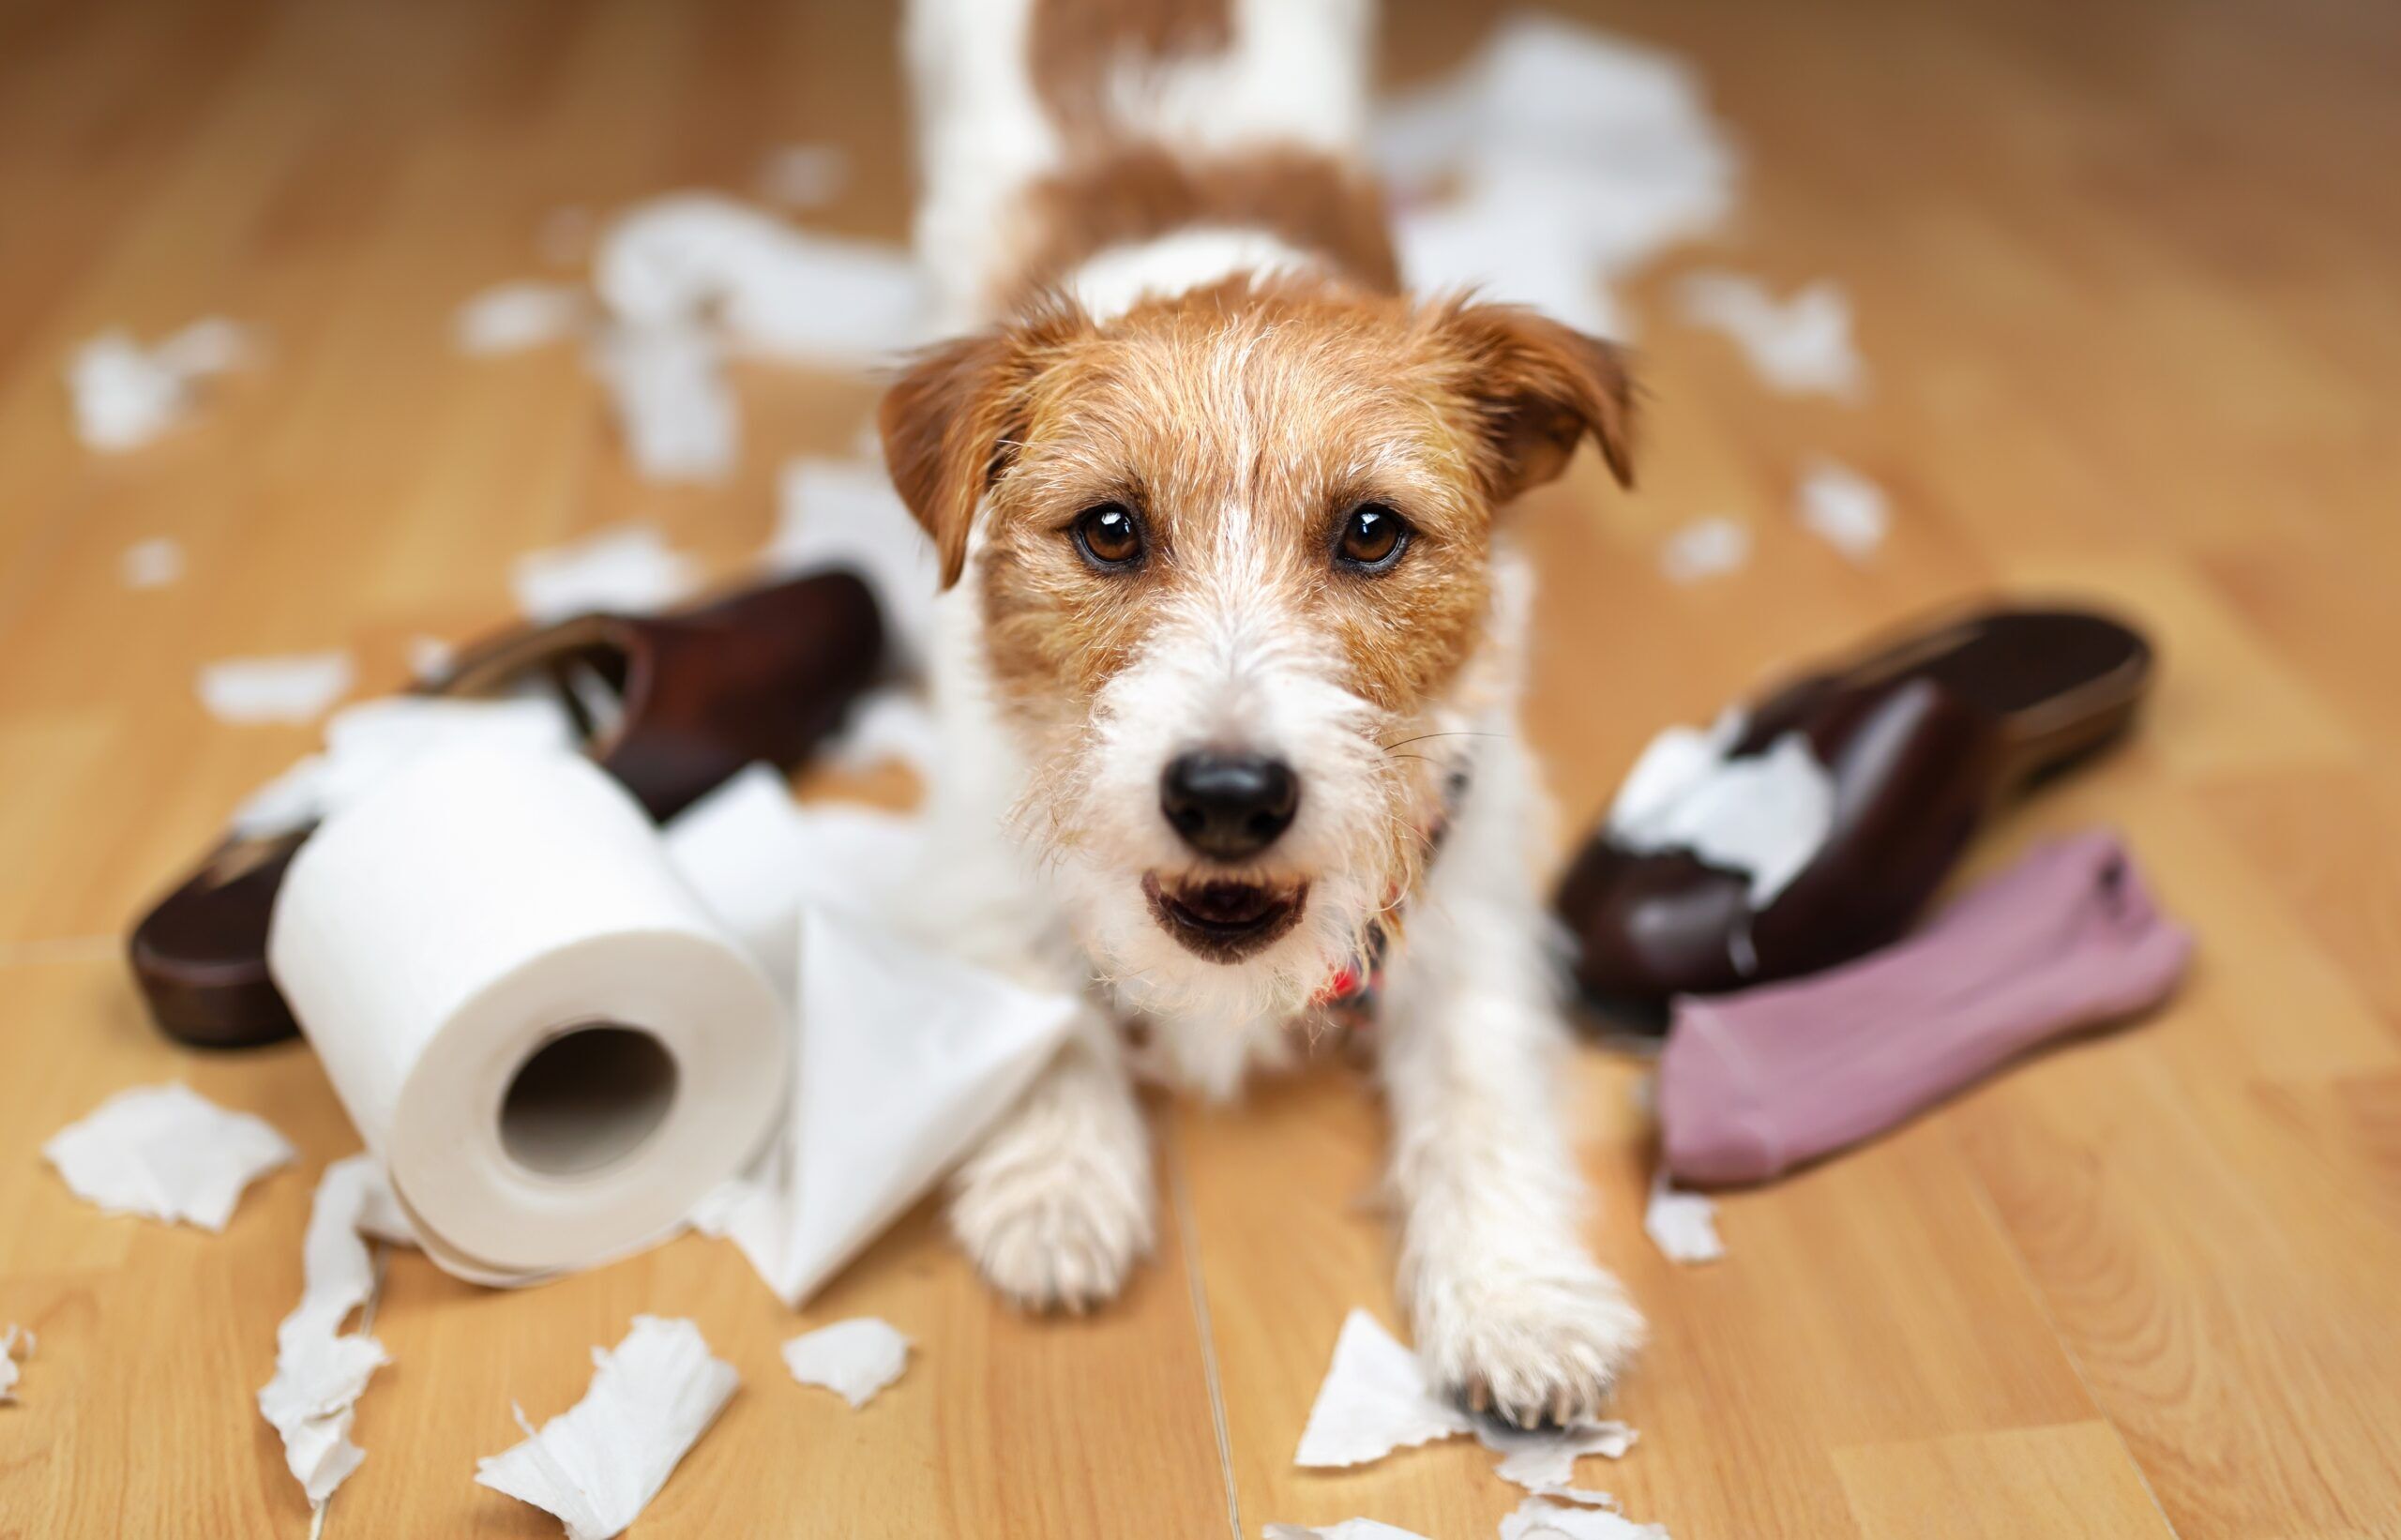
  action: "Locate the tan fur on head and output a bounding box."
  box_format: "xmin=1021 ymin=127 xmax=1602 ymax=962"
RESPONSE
xmin=879 ymin=284 xmax=1636 ymax=597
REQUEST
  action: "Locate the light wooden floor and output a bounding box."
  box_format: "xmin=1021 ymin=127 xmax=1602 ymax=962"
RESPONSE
xmin=3 ymin=0 xmax=2398 ymax=1534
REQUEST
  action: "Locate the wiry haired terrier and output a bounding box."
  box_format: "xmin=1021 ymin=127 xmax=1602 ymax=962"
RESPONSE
xmin=883 ymin=0 xmax=1643 ymax=1425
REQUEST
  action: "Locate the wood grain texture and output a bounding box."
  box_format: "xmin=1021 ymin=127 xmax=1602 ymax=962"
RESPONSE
xmin=3 ymin=0 xmax=2398 ymax=1535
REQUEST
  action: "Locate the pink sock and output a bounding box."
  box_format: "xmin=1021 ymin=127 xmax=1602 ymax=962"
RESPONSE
xmin=1657 ymin=830 xmax=2192 ymax=1186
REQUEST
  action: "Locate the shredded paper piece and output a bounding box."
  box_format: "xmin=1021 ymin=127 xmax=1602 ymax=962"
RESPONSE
xmin=230 ymin=694 xmax=579 ymax=838
xmin=121 ymin=536 xmax=185 ymax=589
xmin=44 ymin=1083 xmax=294 ymax=1230
xmin=1264 ymin=1523 xmax=1432 ymax=1540
xmin=595 ymin=193 xmax=925 ymax=369
xmin=1380 ymin=17 xmax=1735 ymax=334
xmin=587 ymin=322 xmax=738 ymax=484
xmin=767 ymin=455 xmax=942 ymax=668
xmin=1643 ymin=1172 xmax=1725 ymax=1265
xmin=66 ymin=318 xmax=255 ymax=451
xmin=455 ymin=281 xmax=588 ymax=355
xmin=1676 ymin=272 xmax=1864 ymax=400
xmin=1478 ymin=1419 xmax=1638 ymax=1490
xmin=1295 ymin=1309 xmax=1473 ymax=1469
xmin=1794 ymin=459 xmax=1889 ymax=560
xmin=781 ymin=1318 xmax=911 ymax=1409
xmin=476 ymin=1316 xmax=738 ymax=1540
xmin=511 ymin=522 xmax=700 ymax=624
xmin=1658 ymin=517 xmax=1750 ymax=584
xmin=259 ymin=1155 xmax=407 ymax=1508
xmin=1608 ymin=713 xmax=1835 ymax=910
xmin=757 ymin=143 xmax=849 ymax=208
xmin=197 ymin=650 xmax=355 ymax=726
xmin=0 ymin=1323 xmax=32 ymax=1404
xmin=1502 ymin=1492 xmax=1669 ymax=1540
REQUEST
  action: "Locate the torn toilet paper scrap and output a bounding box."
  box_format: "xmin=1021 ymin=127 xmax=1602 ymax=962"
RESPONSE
xmin=1477 ymin=1419 xmax=1637 ymax=1491
xmin=1643 ymin=1173 xmax=1725 ymax=1265
xmin=1295 ymin=1309 xmax=1473 ymax=1469
xmin=121 ymin=536 xmax=185 ymax=590
xmin=230 ymin=694 xmax=578 ymax=838
xmin=594 ymin=192 xmax=926 ymax=368
xmin=1295 ymin=1310 xmax=1640 ymax=1493
xmin=476 ymin=1316 xmax=738 ymax=1540
xmin=44 ymin=1083 xmax=294 ymax=1230
xmin=197 ymin=650 xmax=356 ymax=726
xmin=1658 ymin=517 xmax=1750 ymax=584
xmin=1794 ymin=459 xmax=1889 ymax=561
xmin=782 ymin=1318 xmax=911 ymax=1409
xmin=1501 ymin=1492 xmax=1669 ymax=1540
xmin=0 ymin=1323 xmax=32 ymax=1404
xmin=455 ymin=280 xmax=588 ymax=355
xmin=260 ymin=1155 xmax=410 ymax=1509
xmin=511 ymin=521 xmax=701 ymax=624
xmin=1378 ymin=15 xmax=1735 ymax=310
xmin=693 ymin=906 xmax=1079 ymax=1306
xmin=66 ymin=318 xmax=256 ymax=451
xmin=1676 ymin=272 xmax=1865 ymax=400
xmin=766 ymin=454 xmax=941 ymax=669
xmin=1608 ymin=715 xmax=1835 ymax=910
xmin=1263 ymin=1522 xmax=1431 ymax=1540
xmin=586 ymin=321 xmax=738 ymax=484
xmin=662 ymin=763 xmax=925 ymax=987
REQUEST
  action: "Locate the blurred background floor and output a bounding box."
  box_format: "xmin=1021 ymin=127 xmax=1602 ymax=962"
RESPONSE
xmin=2 ymin=0 xmax=2398 ymax=1534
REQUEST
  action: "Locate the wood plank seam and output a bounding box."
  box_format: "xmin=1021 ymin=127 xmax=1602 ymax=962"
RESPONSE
xmin=1168 ymin=1132 xmax=1247 ymax=1540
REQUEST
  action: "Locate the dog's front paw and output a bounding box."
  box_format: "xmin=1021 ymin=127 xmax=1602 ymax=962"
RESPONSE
xmin=947 ymin=1080 xmax=1155 ymax=1313
xmin=1412 ymin=1255 xmax=1646 ymax=1428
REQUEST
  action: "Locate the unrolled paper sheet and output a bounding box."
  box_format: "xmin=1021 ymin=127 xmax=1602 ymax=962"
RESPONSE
xmin=1263 ymin=1522 xmax=1432 ymax=1540
xmin=476 ymin=1316 xmax=737 ymax=1540
xmin=766 ymin=455 xmax=942 ymax=669
xmin=661 ymin=763 xmax=924 ymax=988
xmin=43 ymin=1083 xmax=294 ymax=1230
xmin=693 ymin=906 xmax=1078 ymax=1306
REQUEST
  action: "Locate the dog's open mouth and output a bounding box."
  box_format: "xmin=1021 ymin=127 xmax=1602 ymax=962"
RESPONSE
xmin=1143 ymin=873 xmax=1308 ymax=962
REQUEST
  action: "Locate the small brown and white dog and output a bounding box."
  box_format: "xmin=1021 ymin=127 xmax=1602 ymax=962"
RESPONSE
xmin=880 ymin=0 xmax=1643 ymax=1425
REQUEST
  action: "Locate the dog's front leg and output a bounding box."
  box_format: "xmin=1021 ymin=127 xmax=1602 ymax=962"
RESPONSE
xmin=949 ymin=1008 xmax=1155 ymax=1312
xmin=1379 ymin=749 xmax=1645 ymax=1426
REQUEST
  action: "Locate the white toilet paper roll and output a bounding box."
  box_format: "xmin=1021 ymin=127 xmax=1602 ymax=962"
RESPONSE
xmin=268 ymin=743 xmax=787 ymax=1281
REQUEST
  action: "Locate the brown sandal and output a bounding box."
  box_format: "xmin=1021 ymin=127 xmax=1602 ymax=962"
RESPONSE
xmin=129 ymin=569 xmax=883 ymax=1049
xmin=1555 ymin=603 xmax=2154 ymax=1022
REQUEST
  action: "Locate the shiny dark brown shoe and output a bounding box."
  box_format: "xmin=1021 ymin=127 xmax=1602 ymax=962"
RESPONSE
xmin=129 ymin=569 xmax=883 ymax=1049
xmin=1555 ymin=605 xmax=2153 ymax=1024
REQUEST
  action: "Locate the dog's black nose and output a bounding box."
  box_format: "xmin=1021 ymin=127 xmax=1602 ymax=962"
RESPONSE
xmin=1160 ymin=750 xmax=1299 ymax=861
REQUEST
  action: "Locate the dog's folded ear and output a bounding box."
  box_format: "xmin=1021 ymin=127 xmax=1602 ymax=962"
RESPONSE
xmin=879 ymin=303 xmax=1084 ymax=588
xmin=1433 ymin=300 xmax=1638 ymax=504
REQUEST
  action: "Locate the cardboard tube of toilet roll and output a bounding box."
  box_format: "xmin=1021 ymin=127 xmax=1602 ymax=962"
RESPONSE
xmin=268 ymin=743 xmax=787 ymax=1281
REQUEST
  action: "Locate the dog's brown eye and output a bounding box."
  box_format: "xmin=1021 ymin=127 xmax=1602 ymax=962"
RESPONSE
xmin=1336 ymin=504 xmax=1410 ymax=572
xmin=1072 ymin=504 xmax=1144 ymax=569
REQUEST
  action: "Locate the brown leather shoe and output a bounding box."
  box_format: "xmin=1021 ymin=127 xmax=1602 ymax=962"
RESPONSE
xmin=129 ymin=569 xmax=883 ymax=1049
xmin=1555 ymin=605 xmax=2153 ymax=1025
